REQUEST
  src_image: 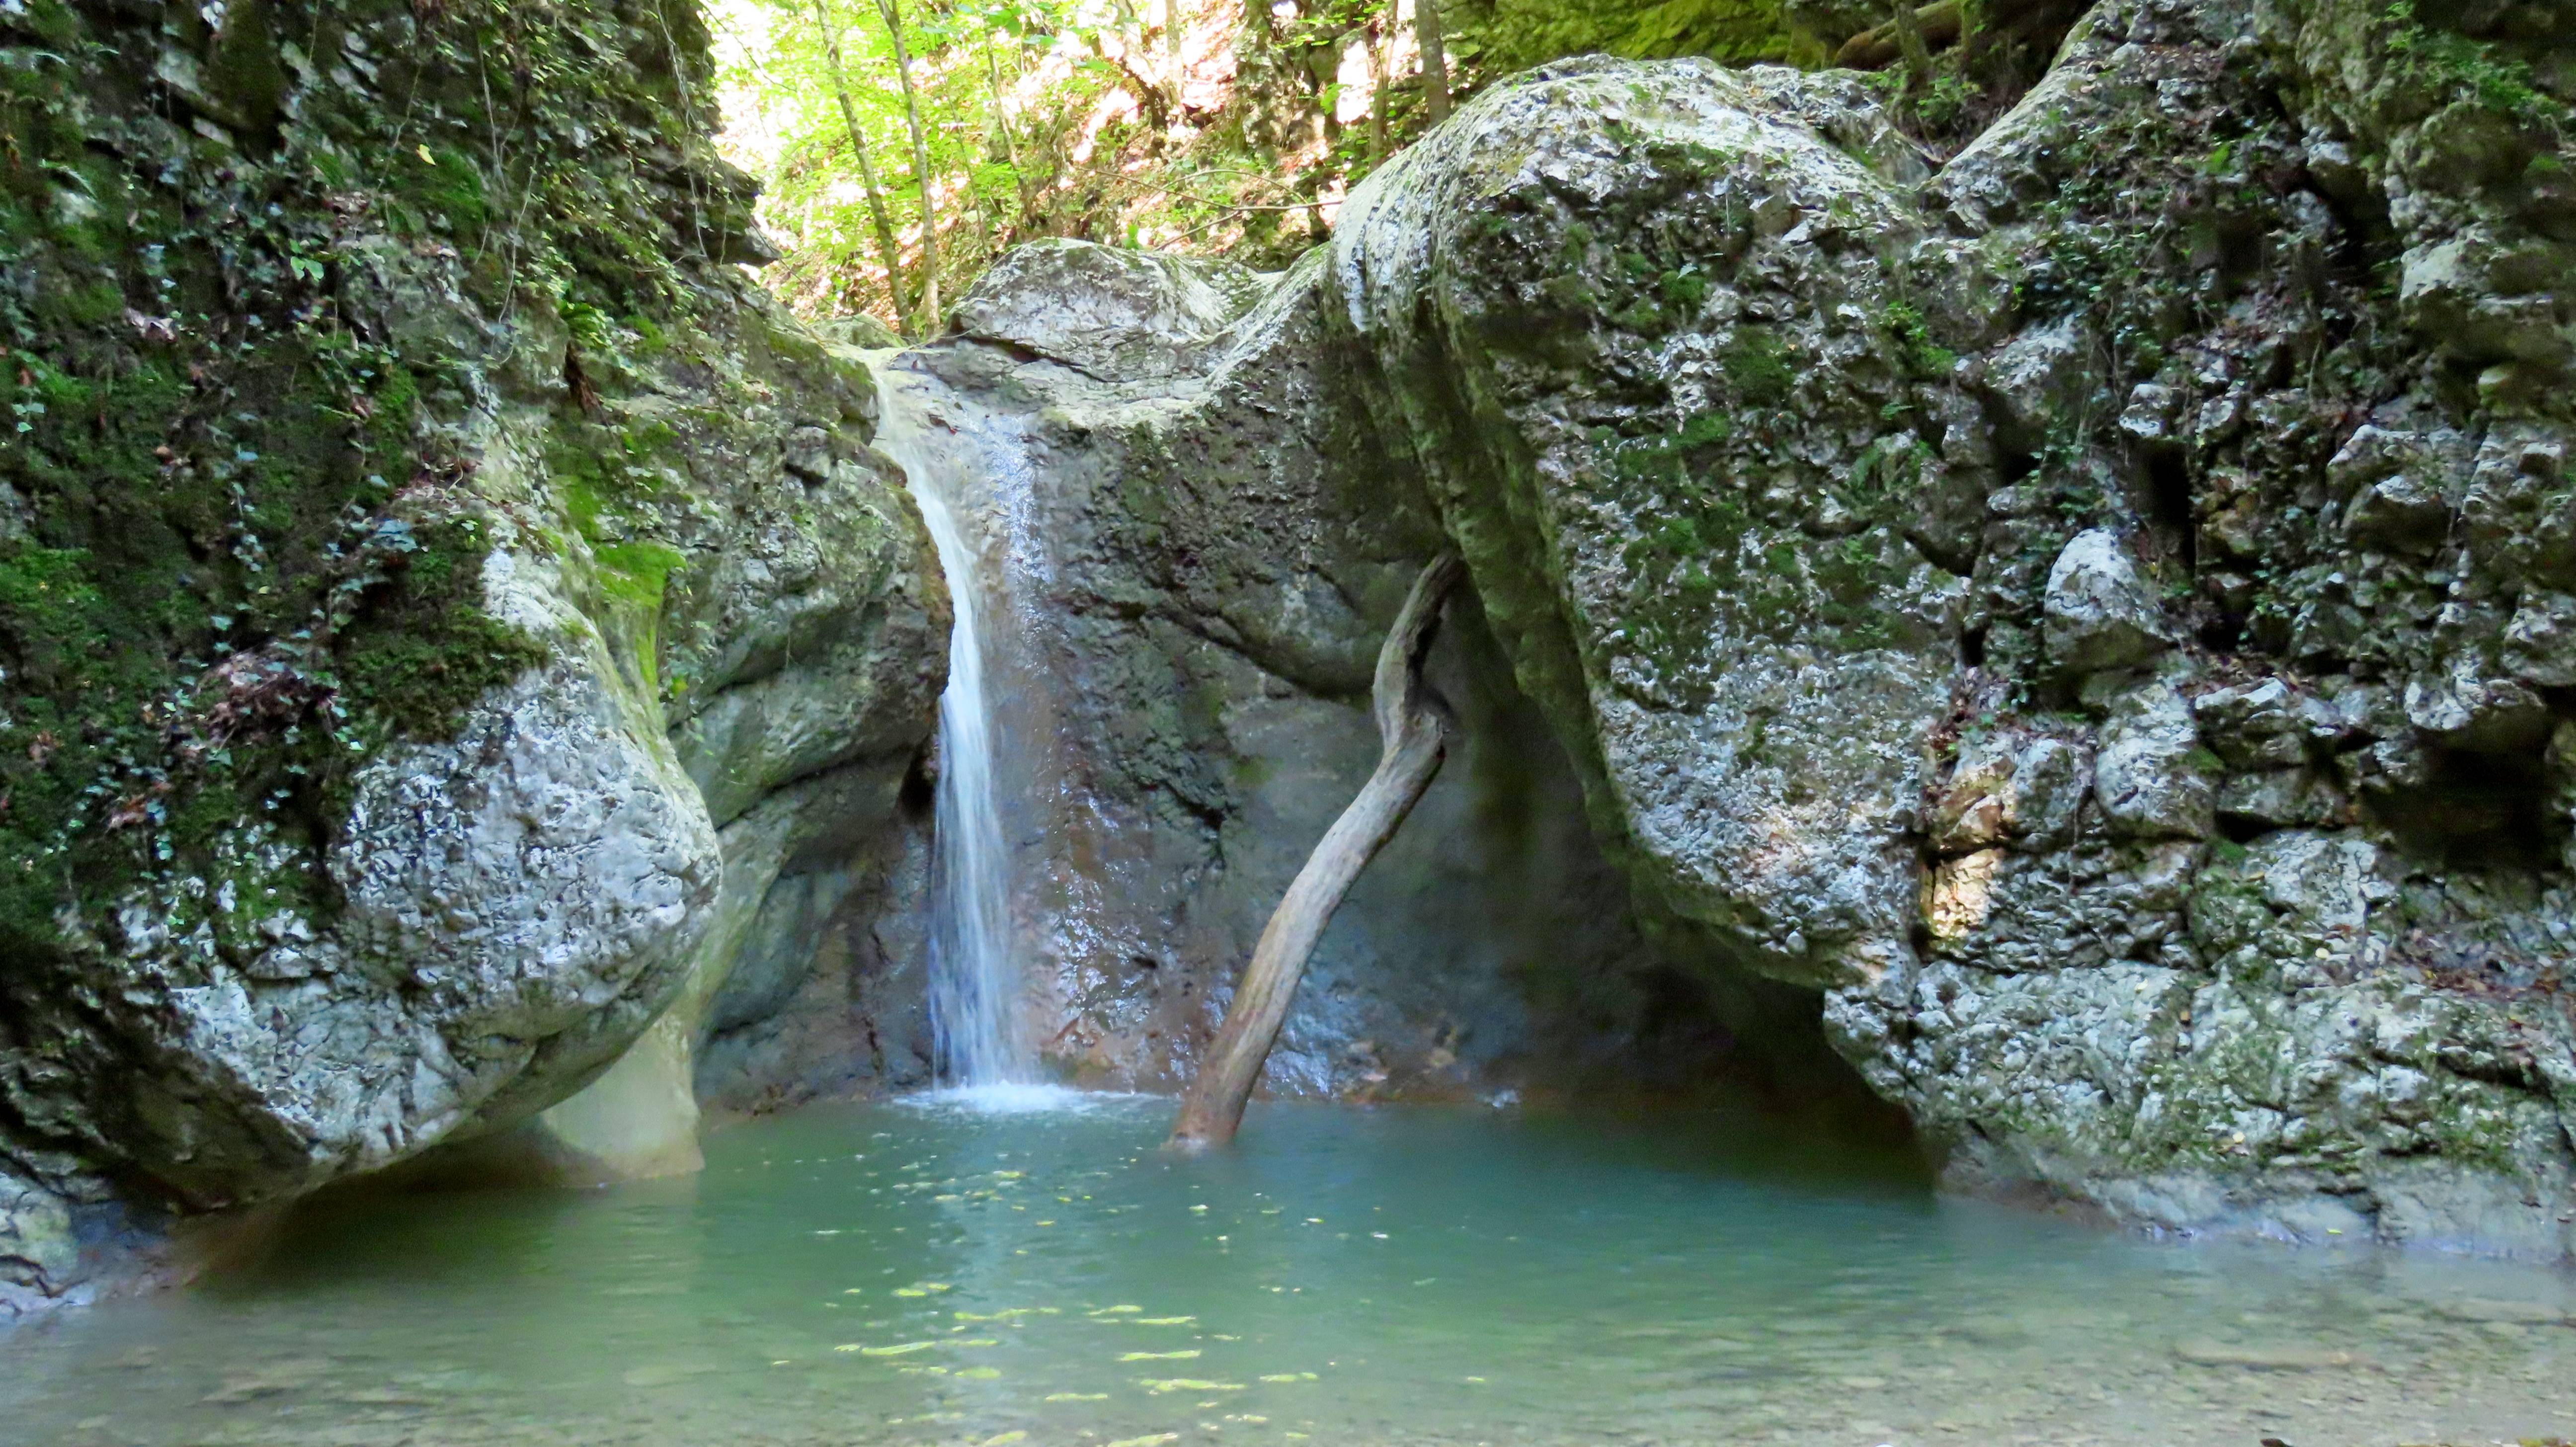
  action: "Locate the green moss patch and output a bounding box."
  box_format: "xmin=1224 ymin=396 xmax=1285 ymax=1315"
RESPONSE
xmin=0 ymin=0 xmax=768 ymax=968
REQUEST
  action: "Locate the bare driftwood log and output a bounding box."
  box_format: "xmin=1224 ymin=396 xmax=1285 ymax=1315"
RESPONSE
xmin=1165 ymin=553 xmax=1465 ymax=1151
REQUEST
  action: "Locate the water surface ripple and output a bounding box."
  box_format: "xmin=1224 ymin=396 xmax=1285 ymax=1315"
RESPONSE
xmin=4 ymin=1096 xmax=2573 ymax=1446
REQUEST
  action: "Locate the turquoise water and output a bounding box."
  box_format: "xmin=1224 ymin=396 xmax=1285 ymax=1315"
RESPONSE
xmin=5 ymin=1093 xmax=2575 ymax=1446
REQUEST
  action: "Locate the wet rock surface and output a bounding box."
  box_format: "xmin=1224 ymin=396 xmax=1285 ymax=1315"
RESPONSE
xmin=0 ymin=0 xmax=943 ymax=1312
xmin=13 ymin=0 xmax=2576 ymax=1313
xmin=893 ymin=244 xmax=1710 ymax=1104
xmin=913 ymin=0 xmax=2576 ymax=1255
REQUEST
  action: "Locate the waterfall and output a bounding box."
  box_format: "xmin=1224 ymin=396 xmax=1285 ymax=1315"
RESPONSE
xmin=870 ymin=366 xmax=1029 ymax=1089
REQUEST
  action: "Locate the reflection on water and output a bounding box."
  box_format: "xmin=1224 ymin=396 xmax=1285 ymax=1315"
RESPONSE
xmin=4 ymin=1095 xmax=2575 ymax=1446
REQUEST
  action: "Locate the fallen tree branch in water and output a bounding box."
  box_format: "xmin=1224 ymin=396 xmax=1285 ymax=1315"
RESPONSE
xmin=1165 ymin=553 xmax=1464 ymax=1152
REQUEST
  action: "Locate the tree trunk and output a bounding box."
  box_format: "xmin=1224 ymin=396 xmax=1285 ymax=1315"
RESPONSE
xmin=1166 ymin=553 xmax=1465 ymax=1152
xmin=813 ymin=0 xmax=907 ymax=332
xmin=1088 ymin=30 xmax=1174 ymax=135
xmin=1839 ymin=0 xmax=2050 ymax=70
xmin=981 ymin=39 xmax=1042 ymax=223
xmin=1888 ymin=0 xmax=1936 ymax=93
xmin=875 ymin=0 xmax=941 ymax=334
xmin=1366 ymin=12 xmax=1390 ymax=163
xmin=1836 ymin=0 xmax=2083 ymax=68
xmin=1416 ymin=0 xmax=1449 ymax=125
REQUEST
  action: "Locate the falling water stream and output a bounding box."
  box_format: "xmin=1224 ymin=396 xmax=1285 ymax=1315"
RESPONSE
xmin=7 ymin=367 xmax=2576 ymax=1447
xmin=869 ymin=366 xmax=1032 ymax=1093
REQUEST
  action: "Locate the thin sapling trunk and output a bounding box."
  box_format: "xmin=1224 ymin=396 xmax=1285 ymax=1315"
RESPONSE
xmin=1166 ymin=553 xmax=1465 ymax=1151
xmin=876 ymin=0 xmax=941 ymax=333
xmin=813 ymin=0 xmax=908 ymax=332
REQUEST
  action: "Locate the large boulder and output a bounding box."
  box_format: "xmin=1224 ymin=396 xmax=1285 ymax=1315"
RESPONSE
xmin=0 ymin=0 xmax=943 ymax=1311
xmin=932 ymin=0 xmax=2576 ymax=1258
xmin=1324 ymin=57 xmax=1968 ymax=993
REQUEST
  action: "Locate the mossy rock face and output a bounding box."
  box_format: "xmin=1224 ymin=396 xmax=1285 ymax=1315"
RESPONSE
xmin=1169 ymin=4 xmax=2576 ymax=1253
xmin=0 ymin=0 xmax=938 ymax=1310
xmin=1821 ymin=0 xmax=2576 ymax=1253
xmin=1326 ymin=55 xmax=1972 ymax=992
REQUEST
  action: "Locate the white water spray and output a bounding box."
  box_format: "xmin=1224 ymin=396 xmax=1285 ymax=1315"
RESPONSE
xmin=871 ymin=367 xmax=1031 ymax=1090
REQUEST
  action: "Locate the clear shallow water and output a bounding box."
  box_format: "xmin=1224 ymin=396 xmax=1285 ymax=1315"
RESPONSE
xmin=5 ymin=1096 xmax=2575 ymax=1447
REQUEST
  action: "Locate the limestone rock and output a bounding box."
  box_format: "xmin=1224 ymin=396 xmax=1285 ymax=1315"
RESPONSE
xmin=2505 ymin=591 xmax=2576 ymax=688
xmin=949 ymin=238 xmax=1275 ymax=381
xmin=918 ymin=1 xmax=2576 ymax=1260
xmin=2404 ymin=651 xmax=2553 ymax=755
xmin=2092 ymin=684 xmax=2215 ymax=841
xmin=0 ymin=0 xmax=944 ymax=1311
xmin=27 ymin=0 xmax=2576 ymax=1305
xmin=1930 ymin=729 xmax=2092 ymax=855
xmin=2192 ymin=679 xmax=2341 ymax=771
xmin=1327 ymin=55 xmax=1965 ymax=989
xmin=2044 ymin=530 xmax=2171 ymax=675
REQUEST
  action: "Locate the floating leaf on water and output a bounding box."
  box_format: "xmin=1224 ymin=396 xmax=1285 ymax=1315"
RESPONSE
xmin=1101 ymin=1435 xmax=1181 ymax=1447
xmin=1129 ymin=1317 xmax=1196 ymax=1326
xmin=955 ymin=1367 xmax=1002 ymax=1380
xmin=1042 ymin=1393 xmax=1110 ymax=1402
xmin=859 ymin=1341 xmax=938 ymax=1357
xmin=1119 ymin=1350 xmax=1201 ymax=1362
